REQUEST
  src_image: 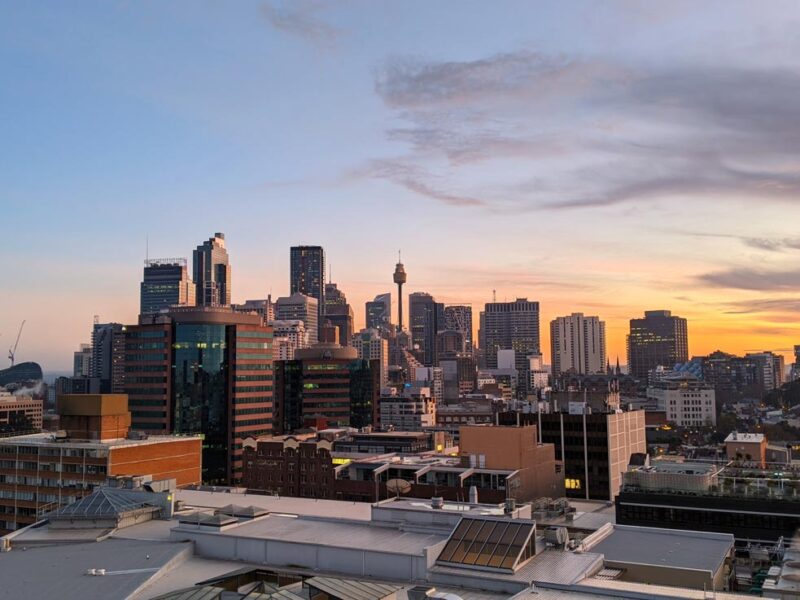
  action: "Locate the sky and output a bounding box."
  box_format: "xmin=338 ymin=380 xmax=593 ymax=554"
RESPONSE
xmin=2 ymin=1 xmax=800 ymax=373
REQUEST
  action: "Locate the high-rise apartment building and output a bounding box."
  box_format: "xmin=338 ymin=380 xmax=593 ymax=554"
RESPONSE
xmin=73 ymin=343 xmax=91 ymax=377
xmin=409 ymin=292 xmax=444 ymax=366
xmin=444 ymin=305 xmax=473 ymax=351
xmin=627 ymin=310 xmax=689 ymax=381
xmin=275 ymin=292 xmax=319 ymax=346
xmin=479 ymin=298 xmax=540 ymax=381
xmin=550 ymin=313 xmax=606 ymax=376
xmin=91 ymin=322 xmax=125 ymax=393
xmin=140 ymin=258 xmax=195 ymax=315
xmin=365 ymin=293 xmax=391 ymax=331
xmin=124 ymin=308 xmax=273 ymax=485
xmin=193 ymin=233 xmax=231 ymax=307
xmin=290 ymin=245 xmax=325 ymax=330
xmin=745 ymin=351 xmax=786 ymax=392
xmin=351 ymin=328 xmax=389 ymax=387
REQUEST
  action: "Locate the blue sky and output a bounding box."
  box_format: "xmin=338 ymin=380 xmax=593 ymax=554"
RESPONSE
xmin=3 ymin=1 xmax=800 ymax=371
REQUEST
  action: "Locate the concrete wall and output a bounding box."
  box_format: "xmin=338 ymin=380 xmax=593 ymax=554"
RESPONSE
xmin=171 ymin=527 xmax=428 ymax=581
xmin=605 ymin=560 xmax=721 ymax=591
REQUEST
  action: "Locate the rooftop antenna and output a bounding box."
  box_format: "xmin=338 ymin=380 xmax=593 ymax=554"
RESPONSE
xmin=398 ymin=249 xmax=401 ymax=263
xmin=94 ymin=315 xmax=100 ymax=326
xmin=492 ymin=289 xmax=497 ymax=303
xmin=328 ymin=263 xmax=332 ymax=285
xmin=146 ymin=235 xmax=149 ymax=262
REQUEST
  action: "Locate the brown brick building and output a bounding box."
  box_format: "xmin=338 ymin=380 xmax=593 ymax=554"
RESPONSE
xmin=242 ymin=425 xmax=564 ymax=504
xmin=459 ymin=425 xmax=564 ymax=501
xmin=0 ymin=394 xmax=201 ymax=534
xmin=273 ymin=344 xmax=380 ymax=434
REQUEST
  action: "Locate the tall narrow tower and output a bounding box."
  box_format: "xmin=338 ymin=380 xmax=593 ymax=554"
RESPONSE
xmin=393 ymin=252 xmax=407 ymax=331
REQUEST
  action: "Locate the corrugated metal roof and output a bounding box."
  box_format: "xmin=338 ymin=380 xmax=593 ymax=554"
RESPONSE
xmin=305 ymin=576 xmax=402 ymax=600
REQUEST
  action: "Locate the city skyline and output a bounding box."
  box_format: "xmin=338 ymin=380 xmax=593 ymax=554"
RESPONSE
xmin=4 ymin=2 xmax=800 ymax=370
xmin=3 ymin=228 xmax=799 ymax=373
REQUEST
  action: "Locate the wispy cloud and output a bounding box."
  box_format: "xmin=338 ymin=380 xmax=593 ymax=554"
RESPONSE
xmin=367 ymin=49 xmax=800 ymax=212
xmin=698 ymin=268 xmax=800 ymax=291
xmin=262 ymin=1 xmax=340 ymax=49
xmin=722 ymin=297 xmax=800 ymax=314
xmin=678 ymin=231 xmax=800 ymax=253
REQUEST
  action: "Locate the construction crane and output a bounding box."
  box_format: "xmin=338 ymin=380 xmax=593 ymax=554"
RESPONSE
xmin=8 ymin=320 xmax=25 ymax=366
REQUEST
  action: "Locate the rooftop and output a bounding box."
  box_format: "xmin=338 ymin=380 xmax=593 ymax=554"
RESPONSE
xmin=0 ymin=431 xmax=201 ymax=449
xmin=175 ymin=489 xmax=374 ymax=521
xmin=0 ymin=538 xmax=192 ymax=600
xmin=725 ymin=432 xmax=765 ymax=443
xmin=174 ymin=512 xmax=447 ymax=556
xmin=586 ymin=525 xmax=734 ymax=575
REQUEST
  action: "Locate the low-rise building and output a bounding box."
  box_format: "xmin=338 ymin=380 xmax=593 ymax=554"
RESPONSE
xmin=616 ymin=458 xmax=800 ymax=541
xmin=0 ymin=393 xmax=201 ymax=534
xmin=0 ymin=391 xmax=42 ymax=433
xmin=379 ymin=387 xmax=436 ymax=431
xmin=647 ymin=375 xmax=716 ymax=427
xmin=725 ymin=431 xmax=767 ymax=467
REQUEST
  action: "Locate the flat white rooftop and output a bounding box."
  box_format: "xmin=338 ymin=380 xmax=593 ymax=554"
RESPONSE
xmin=174 ymin=512 xmax=447 ymax=555
xmin=175 ymin=489 xmax=374 ymax=521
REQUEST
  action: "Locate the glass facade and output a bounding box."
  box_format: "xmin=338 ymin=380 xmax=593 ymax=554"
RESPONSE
xmin=173 ymin=323 xmax=228 ymax=484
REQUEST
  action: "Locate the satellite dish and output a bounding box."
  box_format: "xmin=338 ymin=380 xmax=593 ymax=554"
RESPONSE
xmin=386 ymin=478 xmax=412 ymax=498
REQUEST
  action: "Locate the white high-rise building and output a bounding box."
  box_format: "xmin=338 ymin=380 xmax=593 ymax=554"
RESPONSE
xmin=271 ymin=319 xmax=308 ymax=360
xmin=550 ymin=313 xmax=606 ymax=376
xmin=275 ymin=293 xmax=319 ymax=345
xmin=351 ymin=328 xmax=389 ymax=387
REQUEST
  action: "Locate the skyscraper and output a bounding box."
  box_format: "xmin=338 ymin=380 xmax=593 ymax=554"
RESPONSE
xmin=366 ymin=293 xmax=391 ymax=331
xmin=550 ymin=313 xmax=606 ymax=376
xmin=124 ymin=307 xmax=273 ymax=485
xmin=290 ymin=246 xmax=325 ymax=330
xmin=275 ymin=292 xmax=319 ymax=345
xmin=90 ymin=322 xmax=125 ymax=393
xmin=409 ymin=292 xmax=444 ymax=366
xmin=479 ymin=298 xmax=540 ymax=378
xmin=193 ymin=233 xmax=231 ymax=307
xmin=140 ymin=258 xmax=195 ymax=315
xmin=444 ymin=304 xmax=473 ymax=351
xmin=324 ymin=282 xmax=354 ymax=346
xmin=627 ymin=310 xmax=689 ymax=380
xmin=73 ymin=343 xmax=91 ymax=377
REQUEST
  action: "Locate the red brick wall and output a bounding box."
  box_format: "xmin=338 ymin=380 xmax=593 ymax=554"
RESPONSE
xmin=109 ymin=438 xmax=201 ymax=486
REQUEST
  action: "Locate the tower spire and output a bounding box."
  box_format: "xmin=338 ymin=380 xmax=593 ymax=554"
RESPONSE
xmin=393 ymin=252 xmax=407 ymax=332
